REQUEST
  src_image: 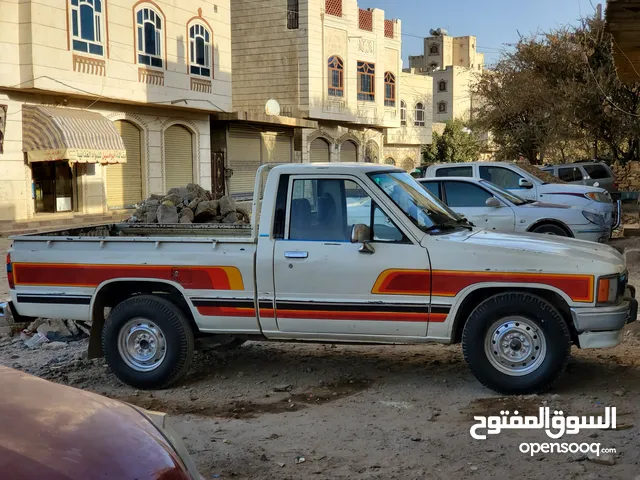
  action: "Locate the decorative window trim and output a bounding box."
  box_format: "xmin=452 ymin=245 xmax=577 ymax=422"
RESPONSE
xmin=357 ymin=61 xmax=375 ymax=102
xmin=429 ymin=43 xmax=439 ymax=55
xmin=186 ymin=14 xmax=214 ymax=78
xmin=415 ymin=102 xmax=426 ymax=126
xmin=400 ymin=100 xmax=407 ymax=126
xmin=68 ymin=0 xmax=106 ymax=57
xmin=328 ymin=56 xmax=344 ymax=98
xmin=438 ymin=80 xmax=448 ymax=92
xmin=437 ymin=101 xmax=448 ymax=114
xmin=132 ymin=0 xmax=167 ymax=70
xmin=384 ymin=72 xmax=396 ymax=107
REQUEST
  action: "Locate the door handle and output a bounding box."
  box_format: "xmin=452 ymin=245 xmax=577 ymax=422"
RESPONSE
xmin=284 ymin=251 xmax=308 ymax=259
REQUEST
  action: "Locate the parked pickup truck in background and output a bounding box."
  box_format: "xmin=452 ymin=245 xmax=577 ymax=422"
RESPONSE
xmin=5 ymin=164 xmax=638 ymax=394
xmin=418 ymin=177 xmax=611 ymax=243
xmin=423 ymin=161 xmax=621 ymax=230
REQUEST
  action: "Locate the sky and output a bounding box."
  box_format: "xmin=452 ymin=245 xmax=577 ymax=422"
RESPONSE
xmin=363 ymin=0 xmax=600 ymax=65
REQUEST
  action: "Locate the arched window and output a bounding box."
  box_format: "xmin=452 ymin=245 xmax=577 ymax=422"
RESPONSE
xmin=384 ymin=158 xmax=396 ymax=165
xmin=357 ymin=61 xmax=375 ymax=101
xmin=189 ymin=23 xmax=212 ymax=77
xmin=415 ymin=102 xmax=425 ymax=126
xmin=400 ymin=100 xmax=407 ymax=126
xmin=384 ymin=72 xmax=396 ymax=107
xmin=136 ymin=5 xmax=163 ymax=68
xmin=328 ymin=56 xmax=344 ymax=97
xmin=429 ymin=62 xmax=438 ymax=70
xmin=70 ymin=0 xmax=104 ymax=55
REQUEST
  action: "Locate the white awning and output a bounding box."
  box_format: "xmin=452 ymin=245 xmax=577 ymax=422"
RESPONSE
xmin=22 ymin=105 xmax=127 ymax=164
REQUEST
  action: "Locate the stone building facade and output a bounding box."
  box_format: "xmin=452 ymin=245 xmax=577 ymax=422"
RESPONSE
xmin=0 ymin=0 xmax=231 ymax=222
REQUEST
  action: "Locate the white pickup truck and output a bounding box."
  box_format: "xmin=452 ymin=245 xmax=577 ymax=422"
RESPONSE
xmin=4 ymin=164 xmax=637 ymax=394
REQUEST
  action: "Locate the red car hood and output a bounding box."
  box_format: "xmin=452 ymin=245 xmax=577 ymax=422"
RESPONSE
xmin=0 ymin=367 xmax=189 ymax=480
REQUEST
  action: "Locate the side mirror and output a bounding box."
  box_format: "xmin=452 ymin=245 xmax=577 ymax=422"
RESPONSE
xmin=486 ymin=197 xmax=501 ymax=208
xmin=518 ymin=178 xmax=534 ymax=189
xmin=350 ymin=224 xmax=375 ymax=254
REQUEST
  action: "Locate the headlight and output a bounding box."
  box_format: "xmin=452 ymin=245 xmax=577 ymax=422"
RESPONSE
xmin=597 ymin=274 xmax=619 ymax=305
xmin=582 ymin=211 xmax=605 ymax=227
xmin=585 ymin=192 xmax=610 ymax=203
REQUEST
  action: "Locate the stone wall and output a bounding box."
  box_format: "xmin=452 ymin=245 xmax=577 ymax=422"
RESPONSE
xmin=612 ymin=161 xmax=640 ymax=191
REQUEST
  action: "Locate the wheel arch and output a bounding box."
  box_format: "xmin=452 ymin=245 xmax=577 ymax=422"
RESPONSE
xmin=87 ymin=278 xmax=197 ymax=359
xmin=526 ymin=218 xmax=574 ymax=237
xmin=449 ymin=285 xmax=576 ymax=345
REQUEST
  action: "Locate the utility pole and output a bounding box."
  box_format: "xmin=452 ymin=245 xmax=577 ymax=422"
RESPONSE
xmin=596 ymin=3 xmax=603 ymax=21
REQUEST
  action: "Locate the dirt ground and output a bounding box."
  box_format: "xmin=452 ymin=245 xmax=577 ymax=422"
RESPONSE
xmin=3 ymin=237 xmax=640 ymax=479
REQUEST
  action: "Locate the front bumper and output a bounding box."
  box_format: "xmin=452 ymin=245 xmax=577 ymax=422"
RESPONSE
xmin=571 ymin=286 xmax=637 ymax=348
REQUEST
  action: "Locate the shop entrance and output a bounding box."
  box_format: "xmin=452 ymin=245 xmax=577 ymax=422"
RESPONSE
xmin=32 ymin=161 xmax=76 ymax=214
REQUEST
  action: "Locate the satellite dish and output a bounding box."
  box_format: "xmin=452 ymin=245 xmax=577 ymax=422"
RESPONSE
xmin=265 ymin=99 xmax=281 ymax=116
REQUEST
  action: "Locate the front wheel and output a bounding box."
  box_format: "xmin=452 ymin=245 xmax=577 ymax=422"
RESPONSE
xmin=102 ymin=295 xmax=195 ymax=389
xmin=531 ymin=223 xmax=569 ymax=236
xmin=462 ymin=292 xmax=571 ymax=394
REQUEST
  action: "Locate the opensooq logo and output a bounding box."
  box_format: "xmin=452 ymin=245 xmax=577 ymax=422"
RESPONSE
xmin=469 ymin=407 xmax=616 ymax=440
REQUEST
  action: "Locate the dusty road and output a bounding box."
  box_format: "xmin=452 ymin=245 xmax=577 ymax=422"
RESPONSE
xmin=2 ymin=237 xmax=640 ymax=479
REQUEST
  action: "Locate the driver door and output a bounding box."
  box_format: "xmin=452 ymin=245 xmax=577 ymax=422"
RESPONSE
xmin=442 ymin=180 xmax=515 ymax=231
xmin=272 ymin=175 xmax=432 ymax=337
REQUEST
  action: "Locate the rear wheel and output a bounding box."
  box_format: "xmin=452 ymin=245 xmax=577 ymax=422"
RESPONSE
xmin=531 ymin=223 xmax=569 ymax=236
xmin=462 ymin=292 xmax=571 ymax=394
xmin=102 ymin=295 xmax=194 ymax=389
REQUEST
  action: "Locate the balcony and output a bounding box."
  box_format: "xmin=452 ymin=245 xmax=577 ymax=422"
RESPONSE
xmin=325 ymin=0 xmax=342 ymax=17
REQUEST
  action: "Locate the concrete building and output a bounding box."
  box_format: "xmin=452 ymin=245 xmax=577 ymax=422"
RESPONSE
xmin=0 ymin=0 xmax=232 ymax=225
xmin=230 ymin=0 xmax=432 ymax=171
xmin=408 ymin=32 xmax=483 ymax=122
xmin=384 ymin=72 xmax=432 ymax=171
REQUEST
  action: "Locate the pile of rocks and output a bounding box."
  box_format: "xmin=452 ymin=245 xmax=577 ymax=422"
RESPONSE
xmin=127 ymin=184 xmax=250 ymax=225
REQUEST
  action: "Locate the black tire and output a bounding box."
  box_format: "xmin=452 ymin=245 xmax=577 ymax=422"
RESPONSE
xmin=102 ymin=295 xmax=195 ymax=389
xmin=462 ymin=292 xmax=571 ymax=394
xmin=531 ymin=223 xmax=570 ymax=236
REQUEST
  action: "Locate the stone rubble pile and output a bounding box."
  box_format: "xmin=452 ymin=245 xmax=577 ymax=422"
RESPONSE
xmin=126 ymin=183 xmax=250 ymax=225
xmin=612 ymin=161 xmax=640 ymax=191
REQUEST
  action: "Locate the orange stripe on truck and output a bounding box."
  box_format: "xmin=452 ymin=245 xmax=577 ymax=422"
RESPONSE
xmin=373 ymin=269 xmax=594 ymax=303
xmin=12 ymin=263 xmax=245 ymax=291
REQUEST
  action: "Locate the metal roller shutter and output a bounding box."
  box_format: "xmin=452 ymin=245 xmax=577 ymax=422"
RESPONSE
xmin=164 ymin=125 xmax=193 ymax=190
xmin=274 ymin=134 xmax=293 ymax=163
xmin=228 ymin=127 xmax=262 ymax=195
xmin=310 ymin=138 xmax=330 ymax=163
xmin=340 ymin=141 xmax=357 ymax=162
xmin=106 ymin=120 xmax=142 ymax=209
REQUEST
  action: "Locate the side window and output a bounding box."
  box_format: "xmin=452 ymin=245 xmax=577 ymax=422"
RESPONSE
xmin=435 ymin=166 xmax=473 ymax=177
xmin=288 ymin=178 xmax=405 ymax=243
xmin=372 ymin=205 xmax=404 ymax=242
xmin=558 ymin=167 xmax=582 ymax=182
xmin=583 ymin=164 xmax=610 ymax=179
xmin=444 ymin=181 xmax=492 ymax=207
xmin=420 ymin=181 xmax=441 ymax=199
xmin=479 ymin=166 xmax=522 ymax=189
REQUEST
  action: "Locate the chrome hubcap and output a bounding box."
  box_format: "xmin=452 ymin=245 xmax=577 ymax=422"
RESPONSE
xmin=117 ymin=318 xmax=166 ymax=372
xmin=484 ymin=317 xmax=547 ymax=376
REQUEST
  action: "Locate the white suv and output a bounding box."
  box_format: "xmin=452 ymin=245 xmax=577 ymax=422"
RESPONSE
xmin=424 ymin=162 xmax=620 ymax=229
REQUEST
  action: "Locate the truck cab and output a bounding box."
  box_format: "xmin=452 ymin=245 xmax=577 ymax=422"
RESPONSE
xmin=5 ymin=164 xmax=637 ymax=394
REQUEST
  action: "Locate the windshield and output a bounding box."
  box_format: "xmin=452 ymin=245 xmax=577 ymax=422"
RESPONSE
xmin=368 ymin=172 xmax=461 ymax=232
xmin=515 ymin=162 xmax=565 ymax=185
xmin=480 ymin=179 xmax=528 ymax=206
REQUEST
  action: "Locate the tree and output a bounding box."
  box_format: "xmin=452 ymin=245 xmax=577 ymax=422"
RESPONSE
xmin=422 ymin=119 xmax=481 ymax=164
xmin=472 ymin=16 xmax=640 ymax=164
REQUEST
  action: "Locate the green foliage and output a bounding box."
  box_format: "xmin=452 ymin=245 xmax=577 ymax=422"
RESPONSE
xmin=472 ymin=16 xmax=640 ymax=164
xmin=422 ymin=119 xmax=481 ymax=164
